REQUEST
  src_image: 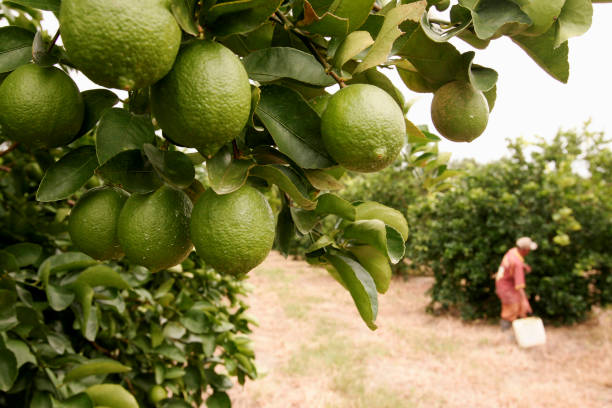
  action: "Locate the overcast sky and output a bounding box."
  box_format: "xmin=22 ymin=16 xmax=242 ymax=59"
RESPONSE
xmin=39 ymin=5 xmax=612 ymax=163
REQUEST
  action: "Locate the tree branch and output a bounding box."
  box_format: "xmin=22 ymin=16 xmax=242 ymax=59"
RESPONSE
xmin=273 ymin=11 xmax=347 ymax=88
xmin=47 ymin=29 xmax=60 ymax=54
xmin=0 ymin=142 xmax=19 ymax=157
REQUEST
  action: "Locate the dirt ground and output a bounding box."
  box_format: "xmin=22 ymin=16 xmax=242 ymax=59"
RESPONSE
xmin=228 ymin=252 xmax=612 ymax=408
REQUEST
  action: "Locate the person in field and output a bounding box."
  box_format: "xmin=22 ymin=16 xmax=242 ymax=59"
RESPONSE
xmin=495 ymin=237 xmax=538 ymax=330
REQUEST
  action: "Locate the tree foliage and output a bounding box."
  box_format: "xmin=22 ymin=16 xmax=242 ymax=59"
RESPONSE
xmin=407 ymin=126 xmax=612 ymax=324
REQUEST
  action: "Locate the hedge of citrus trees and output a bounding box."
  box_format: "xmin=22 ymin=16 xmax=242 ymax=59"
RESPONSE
xmin=405 ymin=126 xmax=612 ymax=324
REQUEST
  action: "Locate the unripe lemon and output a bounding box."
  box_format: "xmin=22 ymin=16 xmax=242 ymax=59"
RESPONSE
xmin=69 ymin=187 xmax=128 ymax=260
xmin=321 ymin=84 xmax=406 ymax=173
xmin=60 ymin=0 xmax=181 ymax=90
xmin=85 ymin=384 xmax=138 ymax=408
xmin=151 ymin=41 xmax=251 ymax=157
xmin=431 ymin=81 xmax=489 ymax=142
xmin=0 ymin=64 xmax=84 ymax=148
xmin=190 ymin=185 xmax=275 ymax=275
xmin=117 ymin=185 xmax=193 ymax=272
xmin=148 ymin=385 xmax=167 ymax=403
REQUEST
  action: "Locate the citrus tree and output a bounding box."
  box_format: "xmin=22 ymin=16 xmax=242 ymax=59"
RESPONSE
xmin=406 ymin=126 xmax=612 ymax=324
xmin=0 ymin=0 xmax=600 ymax=406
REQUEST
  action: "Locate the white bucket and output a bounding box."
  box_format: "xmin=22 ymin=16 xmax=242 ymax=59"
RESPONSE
xmin=512 ymin=317 xmax=547 ymax=348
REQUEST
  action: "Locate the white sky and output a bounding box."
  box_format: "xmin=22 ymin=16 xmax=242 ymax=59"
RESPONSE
xmin=38 ymin=5 xmax=612 ymax=163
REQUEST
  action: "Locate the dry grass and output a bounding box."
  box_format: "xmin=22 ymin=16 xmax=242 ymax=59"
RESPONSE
xmin=228 ymin=252 xmax=612 ymax=408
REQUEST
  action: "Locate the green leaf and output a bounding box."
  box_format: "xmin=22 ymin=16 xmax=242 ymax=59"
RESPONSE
xmin=274 ymin=203 xmax=294 ymax=256
xmin=180 ymin=310 xmax=209 ymax=334
xmin=348 ymin=245 xmax=392 ymax=294
xmin=484 ymin=84 xmax=496 ymax=111
xmin=554 ymin=0 xmax=593 ymax=48
xmin=5 ymin=0 xmax=60 ymax=13
xmin=460 ymin=0 xmax=531 ymax=39
xmin=0 ymin=289 xmax=18 ymax=331
xmin=0 ymin=347 xmax=18 ymax=392
xmin=512 ymin=25 xmax=569 ymax=83
xmin=46 ymin=283 xmax=75 ymax=311
xmin=244 ymin=47 xmax=335 ymax=86
xmin=75 ymin=265 xmax=131 ymax=289
xmin=347 ymin=68 xmax=405 ymax=110
xmin=297 ymin=0 xmax=375 ymax=36
xmin=354 ymin=1 xmax=426 ymax=74
xmin=171 ymin=0 xmax=200 ymax=36
xmin=0 ymin=26 xmax=34 ymax=73
xmin=325 ymin=253 xmax=378 ymax=330
xmin=97 ymin=150 xmax=163 ymax=194
xmin=420 ymin=6 xmax=471 ymax=42
xmin=156 ymin=344 xmax=187 ymax=364
xmin=290 ymin=207 xmax=319 ymax=234
xmin=515 ymin=0 xmax=565 ymax=36
xmin=332 ymin=30 xmax=375 ymax=69
xmin=78 ymin=89 xmax=119 ymax=136
xmin=95 ymin=108 xmax=155 ymax=165
xmin=256 ymin=85 xmax=334 ymax=169
xmin=205 ymin=0 xmax=283 ymax=37
xmin=354 ymin=201 xmax=409 ymax=241
xmin=4 ymin=339 xmax=36 ymax=368
xmin=305 ymin=235 xmax=334 ymax=254
xmin=398 ymin=27 xmax=462 ymax=87
xmin=4 ymin=243 xmax=42 ymax=267
xmin=151 ymin=324 xmax=164 ymax=348
xmin=51 ymin=392 xmax=94 ymax=408
xmin=206 ymin=391 xmax=231 ymax=408
xmin=64 ymin=359 xmax=132 ymax=383
xmin=0 ymin=250 xmax=19 ymax=272
xmin=30 ymin=392 xmax=52 ymax=408
xmin=38 ymin=252 xmax=98 ymax=285
xmin=396 ymin=60 xmax=435 ymax=93
xmin=163 ymin=321 xmax=186 ymax=339
xmin=455 ymin=51 xmax=498 ymax=92
xmin=343 ymin=220 xmax=405 ymax=263
xmin=207 ymin=145 xmax=255 ymax=194
xmin=303 ymin=169 xmax=344 ymax=191
xmin=36 ymin=146 xmax=99 ymax=202
xmin=314 ymin=193 xmax=356 ymax=220
xmin=143 ymin=144 xmax=195 ymax=189
xmin=250 ymin=164 xmax=317 ymax=210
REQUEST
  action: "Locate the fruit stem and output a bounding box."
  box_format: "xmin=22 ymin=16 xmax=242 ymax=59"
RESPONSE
xmin=47 ymin=29 xmax=60 ymax=54
xmin=232 ymin=140 xmax=240 ymax=159
xmin=273 ymin=11 xmax=347 ymax=88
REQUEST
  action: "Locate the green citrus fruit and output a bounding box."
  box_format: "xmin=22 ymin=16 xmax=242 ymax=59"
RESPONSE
xmin=69 ymin=187 xmax=128 ymax=260
xmin=59 ymin=0 xmax=181 ymax=90
xmin=355 ymin=201 xmax=409 ymax=241
xmin=431 ymin=81 xmax=489 ymax=142
xmin=0 ymin=64 xmax=84 ymax=147
xmin=191 ymin=185 xmax=275 ymax=275
xmin=117 ymin=185 xmax=193 ymax=272
xmin=148 ymin=385 xmax=167 ymax=403
xmin=321 ymin=84 xmax=406 ymax=173
xmin=85 ymin=384 xmax=138 ymax=408
xmin=151 ymin=41 xmax=251 ymax=156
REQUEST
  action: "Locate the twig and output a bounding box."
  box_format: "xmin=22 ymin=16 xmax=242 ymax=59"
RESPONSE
xmin=0 ymin=165 xmax=11 ymax=173
xmin=90 ymin=341 xmax=112 ymax=356
xmin=47 ymin=29 xmax=60 ymax=54
xmin=273 ymin=11 xmax=347 ymax=88
xmin=124 ymin=376 xmax=136 ymax=395
xmin=0 ymin=142 xmax=19 ymax=157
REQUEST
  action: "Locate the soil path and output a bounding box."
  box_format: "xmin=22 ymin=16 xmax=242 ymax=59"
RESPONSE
xmin=229 ymin=252 xmax=612 ymax=408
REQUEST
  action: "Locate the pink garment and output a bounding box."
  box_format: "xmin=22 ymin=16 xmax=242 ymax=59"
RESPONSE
xmin=495 ymin=247 xmax=526 ymax=305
